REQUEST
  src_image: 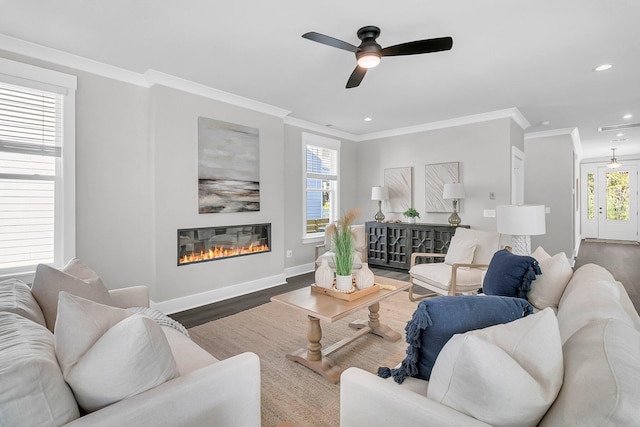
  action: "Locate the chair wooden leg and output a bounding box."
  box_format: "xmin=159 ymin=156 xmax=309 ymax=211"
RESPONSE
xmin=408 ymin=282 xmax=437 ymax=302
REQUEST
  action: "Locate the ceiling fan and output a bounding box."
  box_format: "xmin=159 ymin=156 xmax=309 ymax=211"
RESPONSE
xmin=302 ymin=25 xmax=453 ymax=88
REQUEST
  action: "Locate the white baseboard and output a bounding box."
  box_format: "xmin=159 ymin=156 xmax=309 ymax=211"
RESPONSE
xmin=284 ymin=262 xmax=314 ymax=278
xmin=151 ymin=273 xmax=287 ymax=315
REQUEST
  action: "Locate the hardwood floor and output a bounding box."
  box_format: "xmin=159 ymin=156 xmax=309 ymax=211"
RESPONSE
xmin=171 ymin=240 xmax=640 ymax=328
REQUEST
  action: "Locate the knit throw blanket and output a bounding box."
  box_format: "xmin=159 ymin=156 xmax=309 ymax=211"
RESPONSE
xmin=129 ymin=306 xmax=190 ymax=337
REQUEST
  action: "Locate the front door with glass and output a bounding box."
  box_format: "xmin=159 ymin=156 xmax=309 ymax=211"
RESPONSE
xmin=582 ymin=164 xmax=638 ymax=241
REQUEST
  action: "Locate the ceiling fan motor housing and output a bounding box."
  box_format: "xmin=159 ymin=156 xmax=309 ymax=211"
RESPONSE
xmin=356 ymin=26 xmax=382 ymax=62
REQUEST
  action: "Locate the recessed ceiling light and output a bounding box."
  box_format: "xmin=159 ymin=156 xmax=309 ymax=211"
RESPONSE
xmin=364 ymin=117 xmax=372 ymax=122
xmin=616 ymin=133 xmax=625 ymax=137
xmin=623 ymin=113 xmax=633 ymax=119
xmin=540 ymin=120 xmax=550 ymax=126
xmin=594 ymin=64 xmax=613 ymax=72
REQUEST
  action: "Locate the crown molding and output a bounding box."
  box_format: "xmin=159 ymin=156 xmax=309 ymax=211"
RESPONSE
xmin=357 ymin=107 xmax=530 ymax=141
xmin=0 ymin=34 xmax=291 ymax=119
xmin=525 ymin=127 xmax=582 ymax=158
xmin=0 ymin=34 xmax=147 ymax=86
xmin=283 ymin=116 xmax=357 ymax=141
xmin=144 ymin=70 xmax=290 ymax=118
xmin=1 ymin=34 xmax=537 ymax=139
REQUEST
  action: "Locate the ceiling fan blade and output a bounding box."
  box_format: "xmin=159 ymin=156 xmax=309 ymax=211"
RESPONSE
xmin=346 ymin=66 xmax=367 ymax=88
xmin=302 ymin=32 xmax=358 ymax=53
xmin=381 ymin=36 xmax=453 ymax=57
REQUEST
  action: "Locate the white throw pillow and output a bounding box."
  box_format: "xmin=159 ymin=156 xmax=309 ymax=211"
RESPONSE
xmin=31 ymin=260 xmax=113 ymax=331
xmin=427 ymin=308 xmax=563 ymax=427
xmin=444 ymin=236 xmax=477 ymax=269
xmin=54 ymin=293 xmax=178 ymax=412
xmin=531 ymin=246 xmax=552 ymax=263
xmin=527 ymin=252 xmax=573 ymax=311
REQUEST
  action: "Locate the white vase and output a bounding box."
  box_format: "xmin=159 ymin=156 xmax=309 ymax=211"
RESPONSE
xmin=407 ymin=217 xmax=416 ymax=224
xmin=335 ymin=274 xmax=353 ymax=291
xmin=315 ymin=258 xmax=333 ymax=289
xmin=355 ymin=263 xmax=375 ymax=289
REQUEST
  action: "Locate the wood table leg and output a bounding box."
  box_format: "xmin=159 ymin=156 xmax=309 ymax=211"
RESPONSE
xmin=349 ymin=302 xmax=402 ymax=342
xmin=286 ymin=315 xmax=343 ymax=383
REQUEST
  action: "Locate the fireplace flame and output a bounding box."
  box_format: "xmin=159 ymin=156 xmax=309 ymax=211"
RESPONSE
xmin=179 ymin=243 xmax=270 ymax=265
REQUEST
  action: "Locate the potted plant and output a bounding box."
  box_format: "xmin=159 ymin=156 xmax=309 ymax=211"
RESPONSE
xmin=403 ymin=208 xmax=420 ymax=224
xmin=327 ymin=208 xmax=360 ymax=290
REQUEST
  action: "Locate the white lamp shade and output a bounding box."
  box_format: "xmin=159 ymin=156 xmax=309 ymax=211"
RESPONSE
xmin=443 ymin=183 xmax=465 ymax=200
xmin=496 ymin=205 xmax=546 ymax=236
xmin=371 ymin=186 xmax=389 ymax=201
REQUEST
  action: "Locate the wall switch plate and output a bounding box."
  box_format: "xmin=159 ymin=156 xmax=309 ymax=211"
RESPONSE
xmin=483 ymin=209 xmax=496 ymax=218
xmin=545 ymin=207 xmax=551 ymax=214
xmin=286 ymin=250 xmax=293 ymax=258
xmin=489 ymin=192 xmax=496 ymax=200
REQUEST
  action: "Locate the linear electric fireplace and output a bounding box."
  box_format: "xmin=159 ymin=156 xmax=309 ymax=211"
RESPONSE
xmin=178 ymin=223 xmax=271 ymax=266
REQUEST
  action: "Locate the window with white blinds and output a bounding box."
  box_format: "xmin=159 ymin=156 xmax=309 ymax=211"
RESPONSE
xmin=302 ymin=132 xmax=340 ymax=239
xmin=0 ymin=82 xmax=61 ymax=270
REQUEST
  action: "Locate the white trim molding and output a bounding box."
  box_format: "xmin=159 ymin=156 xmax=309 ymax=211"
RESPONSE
xmin=150 ymin=273 xmax=287 ymax=315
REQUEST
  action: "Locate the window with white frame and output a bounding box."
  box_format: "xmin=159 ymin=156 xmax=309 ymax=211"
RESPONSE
xmin=302 ymin=132 xmax=340 ymax=239
xmin=0 ymin=59 xmax=76 ymax=277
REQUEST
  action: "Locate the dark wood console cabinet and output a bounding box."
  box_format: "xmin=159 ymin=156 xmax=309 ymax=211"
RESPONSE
xmin=366 ymin=222 xmax=469 ymax=271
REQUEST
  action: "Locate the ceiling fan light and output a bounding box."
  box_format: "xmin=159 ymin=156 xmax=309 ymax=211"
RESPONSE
xmin=357 ymin=53 xmax=381 ymax=68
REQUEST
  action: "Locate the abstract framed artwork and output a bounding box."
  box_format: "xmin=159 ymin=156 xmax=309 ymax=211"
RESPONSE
xmin=425 ymin=162 xmax=459 ymax=213
xmin=198 ymin=117 xmax=260 ymax=213
xmin=384 ymin=167 xmax=412 ymax=213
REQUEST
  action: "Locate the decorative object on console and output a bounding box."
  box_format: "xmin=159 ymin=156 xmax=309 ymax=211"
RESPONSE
xmin=606 ymin=147 xmax=622 ymax=169
xmin=425 ymin=162 xmax=459 ymax=213
xmin=315 ymin=258 xmax=333 ymax=289
xmin=327 ymin=208 xmax=360 ymax=291
xmin=403 ymin=208 xmax=420 ymax=224
xmin=384 ymin=167 xmax=412 ymax=213
xmin=496 ymin=204 xmax=546 ymax=255
xmin=371 ymin=186 xmax=389 ymax=222
xmin=355 ymin=263 xmax=375 ymax=289
xmin=442 ymin=183 xmax=465 ymax=226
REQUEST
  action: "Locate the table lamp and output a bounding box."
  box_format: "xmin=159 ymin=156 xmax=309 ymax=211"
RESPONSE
xmin=496 ymin=204 xmax=546 ymax=255
xmin=371 ymin=186 xmax=389 ymax=222
xmin=443 ymin=183 xmax=465 ymax=226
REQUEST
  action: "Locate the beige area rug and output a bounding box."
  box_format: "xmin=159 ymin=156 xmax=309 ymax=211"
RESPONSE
xmin=189 ymin=291 xmax=416 ymax=427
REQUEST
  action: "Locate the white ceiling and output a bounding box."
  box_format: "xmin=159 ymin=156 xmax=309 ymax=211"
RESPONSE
xmin=1 ymin=0 xmax=639 ymax=159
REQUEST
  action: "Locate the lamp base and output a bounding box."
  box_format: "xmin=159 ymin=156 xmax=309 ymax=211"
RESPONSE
xmin=374 ymin=200 xmax=385 ymax=222
xmin=510 ymin=235 xmax=531 ymax=255
xmin=447 ymin=211 xmax=461 ymax=227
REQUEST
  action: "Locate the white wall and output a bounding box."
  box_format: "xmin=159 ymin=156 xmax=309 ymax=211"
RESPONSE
xmin=354 ymin=118 xmax=519 ymax=232
xmin=525 ymin=133 xmax=577 ymax=258
xmin=149 ymin=85 xmax=286 ymax=305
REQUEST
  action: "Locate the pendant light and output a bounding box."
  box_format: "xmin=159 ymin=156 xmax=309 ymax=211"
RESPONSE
xmin=606 ymin=148 xmax=622 ymax=169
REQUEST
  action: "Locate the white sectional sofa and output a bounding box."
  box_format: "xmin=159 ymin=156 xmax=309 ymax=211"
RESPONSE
xmin=341 ymin=263 xmax=640 ymax=426
xmin=0 ymin=261 xmax=261 ymax=427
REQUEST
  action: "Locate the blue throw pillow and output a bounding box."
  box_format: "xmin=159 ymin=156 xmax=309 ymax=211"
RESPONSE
xmin=482 ymin=249 xmax=541 ymax=299
xmin=378 ymin=295 xmax=533 ymax=382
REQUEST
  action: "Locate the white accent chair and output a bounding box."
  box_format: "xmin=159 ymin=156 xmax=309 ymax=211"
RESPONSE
xmin=315 ymin=224 xmax=366 ymax=272
xmin=408 ymin=227 xmax=500 ymax=301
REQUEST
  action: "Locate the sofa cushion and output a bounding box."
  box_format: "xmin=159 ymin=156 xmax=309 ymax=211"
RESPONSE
xmin=540 ymin=318 xmax=640 ymax=426
xmin=527 ymin=251 xmax=573 ymax=311
xmin=55 ymin=292 xmax=178 ymax=412
xmin=381 ymin=295 xmax=533 ymax=382
xmin=32 ymin=259 xmax=113 ymax=331
xmin=531 ymin=246 xmax=552 ymax=263
xmin=443 ymin=235 xmax=477 ymax=269
xmin=428 ymin=308 xmax=563 ymax=427
xmin=410 ymin=263 xmax=485 ymax=292
xmin=0 ymin=312 xmax=79 ymax=426
xmin=0 ymin=278 xmax=46 ymax=326
xmin=482 ymin=249 xmax=541 ymax=299
xmin=556 ymin=278 xmax=640 ymax=343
